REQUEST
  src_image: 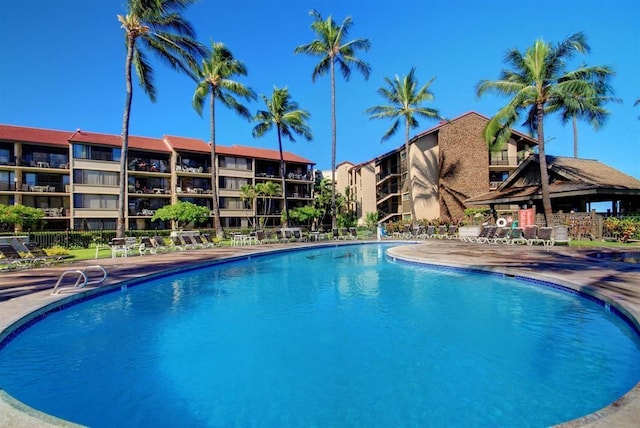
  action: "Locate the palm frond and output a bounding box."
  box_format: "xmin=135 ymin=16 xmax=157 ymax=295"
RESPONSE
xmin=133 ymin=48 xmax=156 ymax=101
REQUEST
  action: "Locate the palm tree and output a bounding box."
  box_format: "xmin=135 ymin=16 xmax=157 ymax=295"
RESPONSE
xmin=551 ymin=66 xmax=618 ymax=158
xmin=252 ymin=87 xmax=312 ymax=228
xmin=117 ymin=0 xmax=205 ymax=238
xmin=366 ymin=67 xmax=440 ymax=225
xmin=477 ymin=32 xmax=614 ymax=225
xmin=193 ymin=41 xmax=255 ymax=239
xmin=261 ymin=181 xmax=282 ymax=217
xmin=295 ymin=9 xmax=371 ymax=231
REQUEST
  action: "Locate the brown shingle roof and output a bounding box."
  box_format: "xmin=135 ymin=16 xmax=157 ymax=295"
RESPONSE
xmin=163 ymin=135 xmax=210 ymax=153
xmin=70 ymin=130 xmax=169 ymax=153
xmin=465 ymin=155 xmax=640 ymax=205
xmin=0 ymin=124 xmax=72 ymax=147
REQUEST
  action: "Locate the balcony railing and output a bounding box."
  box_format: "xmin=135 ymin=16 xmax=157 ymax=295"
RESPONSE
xmin=489 ymin=155 xmax=518 ymax=166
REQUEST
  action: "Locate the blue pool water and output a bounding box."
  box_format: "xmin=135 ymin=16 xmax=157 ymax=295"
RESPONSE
xmin=1 ymin=244 xmax=639 ymax=427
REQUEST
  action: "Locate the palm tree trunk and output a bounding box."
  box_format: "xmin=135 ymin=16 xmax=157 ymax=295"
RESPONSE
xmin=278 ymin=126 xmax=290 ymax=228
xmin=405 ymin=117 xmax=417 ymax=226
xmin=210 ymin=92 xmax=224 ymax=239
xmin=330 ymin=58 xmax=337 ymax=231
xmin=536 ymin=103 xmax=554 ymax=226
xmin=117 ymin=35 xmax=135 ymax=239
xmin=572 ymin=114 xmax=579 ymax=158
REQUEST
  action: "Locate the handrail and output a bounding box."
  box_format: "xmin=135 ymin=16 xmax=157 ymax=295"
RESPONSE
xmin=51 ymin=265 xmax=107 ymax=295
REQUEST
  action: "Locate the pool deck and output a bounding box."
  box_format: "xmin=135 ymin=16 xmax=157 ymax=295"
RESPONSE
xmin=1 ymin=239 xmax=639 ymax=427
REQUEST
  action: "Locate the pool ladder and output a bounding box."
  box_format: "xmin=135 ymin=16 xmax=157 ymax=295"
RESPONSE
xmin=51 ymin=265 xmax=108 ymax=295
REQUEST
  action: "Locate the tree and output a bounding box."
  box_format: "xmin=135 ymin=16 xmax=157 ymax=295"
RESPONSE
xmin=477 ymin=32 xmax=613 ymax=225
xmin=256 ymin=180 xmax=282 ymax=217
xmin=366 ymin=67 xmax=440 ymax=225
xmin=295 ymin=9 xmax=371 ymax=231
xmin=240 ymin=184 xmax=257 ymax=228
xmin=252 ymin=87 xmax=312 ymax=228
xmin=151 ymin=201 xmax=210 ymax=230
xmin=0 ymin=204 xmax=43 ymax=232
xmin=193 ymin=41 xmax=255 ymax=239
xmin=288 ymin=205 xmax=323 ymax=229
xmin=554 ymin=66 xmax=618 ymax=158
xmin=117 ymin=0 xmax=205 ymax=238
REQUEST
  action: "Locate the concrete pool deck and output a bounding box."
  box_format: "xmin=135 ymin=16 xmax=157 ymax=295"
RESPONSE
xmin=0 ymin=239 xmax=639 ymax=427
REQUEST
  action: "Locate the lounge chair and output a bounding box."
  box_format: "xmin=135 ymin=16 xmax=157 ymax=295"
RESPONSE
xmin=25 ymin=242 xmax=66 ymax=265
xmin=506 ymin=228 xmax=527 ymax=245
xmin=292 ymin=229 xmax=307 ymax=242
xmin=192 ymin=234 xmax=214 ymax=248
xmin=435 ymin=225 xmax=448 ymax=239
xmin=487 ymin=227 xmax=510 ymax=244
xmin=0 ymin=244 xmax=38 ymax=269
xmin=152 ymin=236 xmax=174 ymax=251
xmin=182 ymin=235 xmax=201 ymax=249
xmin=523 ymin=225 xmax=544 ymax=246
xmin=476 ymin=226 xmax=497 ymax=244
xmin=139 ymin=236 xmax=169 ymax=254
xmin=201 ymin=234 xmax=218 ymax=247
xmin=537 ymin=227 xmax=555 ymax=246
xmin=110 ymin=238 xmax=136 ymax=258
xmin=178 ymin=235 xmax=198 ymax=250
xmin=445 ymin=225 xmax=459 ymax=239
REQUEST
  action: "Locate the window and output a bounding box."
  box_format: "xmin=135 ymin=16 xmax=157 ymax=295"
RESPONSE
xmin=0 ymin=148 xmax=10 ymax=165
xmin=220 ymin=197 xmax=244 ymax=209
xmin=219 ymin=177 xmax=250 ymax=190
xmin=219 ymin=156 xmax=252 ymax=171
xmin=74 ymin=194 xmax=118 ymax=209
xmin=73 ymin=144 xmax=121 ymax=162
xmin=73 ymin=169 xmax=119 ymax=186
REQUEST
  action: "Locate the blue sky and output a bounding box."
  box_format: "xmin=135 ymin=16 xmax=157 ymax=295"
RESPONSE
xmin=1 ymin=0 xmax=638 ymax=178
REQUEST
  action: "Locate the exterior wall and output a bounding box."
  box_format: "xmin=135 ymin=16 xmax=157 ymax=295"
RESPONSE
xmin=436 ymin=114 xmax=491 ymax=222
xmin=351 ymin=161 xmax=377 ymax=225
xmin=409 ymin=133 xmax=440 ymax=220
xmin=334 ymin=162 xmax=353 ymax=196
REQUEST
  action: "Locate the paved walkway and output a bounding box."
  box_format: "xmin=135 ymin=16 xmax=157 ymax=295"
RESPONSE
xmin=1 ymin=240 xmax=639 ymax=427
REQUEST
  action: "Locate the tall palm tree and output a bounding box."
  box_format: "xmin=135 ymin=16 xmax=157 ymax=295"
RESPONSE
xmin=477 ymin=32 xmax=613 ymax=225
xmin=366 ymin=67 xmax=440 ymax=225
xmin=294 ymin=9 xmax=371 ymax=231
xmin=193 ymin=41 xmax=255 ymax=239
xmin=252 ymin=87 xmax=312 ymax=228
xmin=117 ymin=0 xmax=205 ymax=238
xmin=551 ymin=66 xmax=618 ymax=158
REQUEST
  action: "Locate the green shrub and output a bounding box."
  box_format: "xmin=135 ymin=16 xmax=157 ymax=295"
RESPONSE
xmin=604 ymin=217 xmax=640 ymax=242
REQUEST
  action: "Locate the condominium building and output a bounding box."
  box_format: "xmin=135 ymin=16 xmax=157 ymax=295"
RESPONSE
xmin=337 ymin=111 xmax=538 ymax=225
xmin=0 ymin=124 xmax=315 ymax=231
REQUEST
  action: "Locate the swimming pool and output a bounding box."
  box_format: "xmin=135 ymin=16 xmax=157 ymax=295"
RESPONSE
xmin=0 ymin=243 xmax=639 ymax=426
